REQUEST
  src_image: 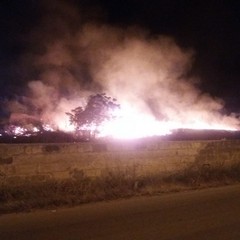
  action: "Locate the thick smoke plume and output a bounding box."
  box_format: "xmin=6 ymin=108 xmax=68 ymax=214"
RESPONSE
xmin=4 ymin=0 xmax=239 ymax=134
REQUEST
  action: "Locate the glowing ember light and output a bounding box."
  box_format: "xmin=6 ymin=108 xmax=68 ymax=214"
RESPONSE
xmin=3 ymin=125 xmax=42 ymax=137
xmin=42 ymin=124 xmax=55 ymax=132
xmin=32 ymin=127 xmax=40 ymax=133
xmin=12 ymin=126 xmax=26 ymax=136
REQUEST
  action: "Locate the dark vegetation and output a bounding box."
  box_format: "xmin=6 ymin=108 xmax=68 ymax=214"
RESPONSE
xmin=1 ymin=163 xmax=240 ymax=214
xmin=0 ymin=131 xmax=78 ymax=143
xmin=1 ymin=129 xmax=240 ymax=143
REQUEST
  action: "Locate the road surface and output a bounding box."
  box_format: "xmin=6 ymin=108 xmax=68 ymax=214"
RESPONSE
xmin=1 ymin=184 xmax=240 ymax=240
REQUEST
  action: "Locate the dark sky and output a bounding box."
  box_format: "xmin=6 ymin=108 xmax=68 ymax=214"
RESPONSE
xmin=0 ymin=0 xmax=240 ymax=112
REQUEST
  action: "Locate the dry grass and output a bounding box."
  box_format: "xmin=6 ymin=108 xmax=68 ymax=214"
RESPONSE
xmin=1 ymin=163 xmax=240 ymax=214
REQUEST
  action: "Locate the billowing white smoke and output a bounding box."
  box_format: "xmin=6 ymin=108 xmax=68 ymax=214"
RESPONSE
xmin=6 ymin=1 xmax=239 ymax=136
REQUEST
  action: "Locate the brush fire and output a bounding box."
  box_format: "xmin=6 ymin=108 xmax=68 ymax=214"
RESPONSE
xmin=0 ymin=2 xmax=239 ymax=142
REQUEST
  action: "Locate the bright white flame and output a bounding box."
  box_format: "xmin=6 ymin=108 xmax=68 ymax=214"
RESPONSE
xmin=53 ymin=117 xmax=75 ymax=132
xmin=12 ymin=126 xmax=27 ymax=136
xmin=33 ymin=127 xmax=40 ymax=133
xmin=99 ymin=106 xmax=171 ymax=138
xmin=95 ymin=104 xmax=238 ymax=139
xmin=42 ymin=124 xmax=54 ymax=132
xmin=5 ymin=101 xmax=238 ymax=139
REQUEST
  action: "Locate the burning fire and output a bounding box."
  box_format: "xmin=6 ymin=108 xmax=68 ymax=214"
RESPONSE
xmin=3 ymin=98 xmax=238 ymax=140
xmin=54 ymin=101 xmax=238 ymax=139
xmin=1 ymin=9 xmax=239 ymax=140
xmin=98 ymin=108 xmax=238 ymax=139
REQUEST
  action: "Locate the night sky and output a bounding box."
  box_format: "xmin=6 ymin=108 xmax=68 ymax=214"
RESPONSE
xmin=0 ymin=0 xmax=240 ymax=113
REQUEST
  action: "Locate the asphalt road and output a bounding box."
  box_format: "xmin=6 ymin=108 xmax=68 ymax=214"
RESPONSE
xmin=1 ymin=184 xmax=240 ymax=240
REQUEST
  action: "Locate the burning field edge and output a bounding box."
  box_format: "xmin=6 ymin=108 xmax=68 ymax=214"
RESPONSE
xmin=1 ymin=163 xmax=240 ymax=215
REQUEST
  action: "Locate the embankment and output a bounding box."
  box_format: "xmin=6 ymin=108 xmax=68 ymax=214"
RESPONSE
xmin=1 ymin=139 xmax=240 ymax=185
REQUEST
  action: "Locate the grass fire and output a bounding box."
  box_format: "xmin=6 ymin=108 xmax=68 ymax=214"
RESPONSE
xmin=0 ymin=3 xmax=239 ymax=142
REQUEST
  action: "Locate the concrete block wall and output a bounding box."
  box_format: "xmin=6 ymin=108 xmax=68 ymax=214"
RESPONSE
xmin=1 ymin=139 xmax=240 ymax=184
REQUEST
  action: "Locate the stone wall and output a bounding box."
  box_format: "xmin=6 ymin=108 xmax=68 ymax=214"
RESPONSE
xmin=1 ymin=139 xmax=240 ymax=184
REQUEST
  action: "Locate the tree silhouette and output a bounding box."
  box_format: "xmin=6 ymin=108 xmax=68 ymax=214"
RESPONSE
xmin=67 ymin=93 xmax=120 ymax=138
